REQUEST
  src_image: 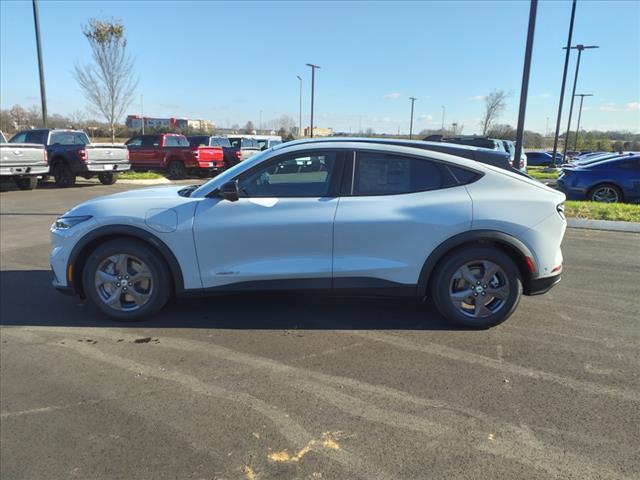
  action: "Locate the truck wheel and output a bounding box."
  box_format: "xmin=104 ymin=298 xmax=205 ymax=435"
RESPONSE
xmin=38 ymin=175 xmax=50 ymax=185
xmin=53 ymin=163 xmax=76 ymax=188
xmin=15 ymin=177 xmax=38 ymax=190
xmin=167 ymin=160 xmax=186 ymax=180
xmin=98 ymin=173 xmax=119 ymax=185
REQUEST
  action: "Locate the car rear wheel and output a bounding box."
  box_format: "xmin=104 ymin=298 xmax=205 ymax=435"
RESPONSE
xmin=98 ymin=172 xmax=118 ymax=185
xmin=431 ymin=246 xmax=522 ymax=329
xmin=53 ymin=163 xmax=76 ymax=188
xmin=15 ymin=177 xmax=38 ymax=190
xmin=589 ymin=183 xmax=622 ymax=203
xmin=167 ymin=160 xmax=186 ymax=180
xmin=82 ymin=239 xmax=171 ymax=320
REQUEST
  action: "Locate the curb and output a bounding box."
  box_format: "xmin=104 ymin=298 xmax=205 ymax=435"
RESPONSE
xmin=567 ymin=218 xmax=640 ymax=233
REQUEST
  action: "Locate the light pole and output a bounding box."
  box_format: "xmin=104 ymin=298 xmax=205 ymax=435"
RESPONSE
xmin=573 ymin=93 xmax=593 ymax=152
xmin=296 ymin=75 xmax=302 ymax=137
xmin=32 ymin=0 xmax=47 ymax=127
xmin=513 ymin=0 xmax=538 ymax=170
xmin=562 ymin=44 xmax=599 ymax=159
xmin=551 ymin=0 xmax=577 ymax=168
xmin=409 ymin=97 xmax=417 ymax=140
xmin=441 ymin=105 xmax=446 ymax=131
xmin=306 ymin=63 xmax=320 ymax=137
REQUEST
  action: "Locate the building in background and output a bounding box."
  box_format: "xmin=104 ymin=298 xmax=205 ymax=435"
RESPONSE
xmin=126 ymin=115 xmax=213 ymax=132
xmin=303 ymin=126 xmax=333 ymax=137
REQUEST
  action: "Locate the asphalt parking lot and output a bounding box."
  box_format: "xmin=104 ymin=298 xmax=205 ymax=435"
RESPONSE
xmin=1 ymin=181 xmax=639 ymax=480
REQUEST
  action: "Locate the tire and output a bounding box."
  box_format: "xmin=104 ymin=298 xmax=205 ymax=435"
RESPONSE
xmin=15 ymin=177 xmax=38 ymax=190
xmin=82 ymin=239 xmax=172 ymax=320
xmin=167 ymin=160 xmax=186 ymax=180
xmin=98 ymin=172 xmax=118 ymax=185
xmin=430 ymin=246 xmax=522 ymax=329
xmin=589 ymin=183 xmax=623 ymax=203
xmin=38 ymin=175 xmax=50 ymax=185
xmin=53 ymin=163 xmax=76 ymax=188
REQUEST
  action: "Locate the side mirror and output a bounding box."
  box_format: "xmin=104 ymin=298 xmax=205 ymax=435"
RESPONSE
xmin=218 ymin=180 xmax=239 ymax=202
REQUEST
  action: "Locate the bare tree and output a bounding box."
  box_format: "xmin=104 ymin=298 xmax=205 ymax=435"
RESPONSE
xmin=73 ymin=18 xmax=137 ymax=142
xmin=480 ymin=90 xmax=508 ymax=136
xmin=244 ymin=121 xmax=255 ymax=134
xmin=9 ymin=105 xmax=29 ymax=129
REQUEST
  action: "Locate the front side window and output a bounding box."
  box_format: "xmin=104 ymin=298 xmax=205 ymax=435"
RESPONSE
xmin=238 ymin=152 xmax=336 ymax=197
xmin=353 ymin=152 xmax=444 ymax=195
xmin=9 ymin=132 xmax=28 ymax=143
xmin=164 ymin=135 xmax=189 ymax=147
xmin=127 ymin=137 xmax=143 ymax=147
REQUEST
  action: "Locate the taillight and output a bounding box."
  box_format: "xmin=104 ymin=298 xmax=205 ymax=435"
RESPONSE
xmin=192 ymin=149 xmax=200 ymax=159
xmin=77 ymin=148 xmax=87 ymax=162
xmin=234 ymin=150 xmax=242 ymax=158
xmin=43 ymin=149 xmax=48 ymax=164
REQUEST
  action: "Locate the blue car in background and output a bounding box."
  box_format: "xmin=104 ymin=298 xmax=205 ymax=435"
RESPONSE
xmin=526 ymin=151 xmax=555 ymax=166
xmin=557 ymin=155 xmax=640 ymax=203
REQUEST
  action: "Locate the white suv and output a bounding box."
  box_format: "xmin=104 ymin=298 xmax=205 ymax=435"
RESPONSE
xmin=51 ymin=140 xmax=566 ymax=328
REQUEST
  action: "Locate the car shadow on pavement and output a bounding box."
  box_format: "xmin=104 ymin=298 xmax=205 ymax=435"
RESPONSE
xmin=0 ymin=270 xmax=463 ymax=331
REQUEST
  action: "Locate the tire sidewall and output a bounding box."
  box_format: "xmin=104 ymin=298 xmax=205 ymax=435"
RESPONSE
xmin=98 ymin=173 xmax=118 ymax=185
xmin=82 ymin=239 xmax=171 ymax=320
xmin=431 ymin=246 xmax=522 ymax=329
xmin=168 ymin=161 xmax=186 ymax=180
xmin=54 ymin=163 xmax=76 ymax=188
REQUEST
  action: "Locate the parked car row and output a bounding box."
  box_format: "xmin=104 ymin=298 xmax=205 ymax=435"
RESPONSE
xmin=1 ymin=129 xmax=129 ymax=189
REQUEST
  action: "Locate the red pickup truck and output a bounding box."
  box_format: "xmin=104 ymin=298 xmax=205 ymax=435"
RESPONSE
xmin=125 ymin=133 xmax=224 ymax=179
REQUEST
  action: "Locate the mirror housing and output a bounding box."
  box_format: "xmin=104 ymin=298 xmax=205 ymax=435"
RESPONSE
xmin=218 ymin=180 xmax=239 ymax=202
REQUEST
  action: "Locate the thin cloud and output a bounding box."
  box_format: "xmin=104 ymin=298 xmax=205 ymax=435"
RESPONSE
xmin=469 ymin=95 xmax=486 ymax=101
xmin=599 ymin=102 xmax=640 ymax=112
xmin=626 ymin=102 xmax=640 ymax=111
xmin=384 ymin=92 xmax=401 ymax=100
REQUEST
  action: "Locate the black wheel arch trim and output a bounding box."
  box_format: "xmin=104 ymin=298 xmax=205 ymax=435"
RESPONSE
xmin=417 ymin=230 xmax=537 ymax=296
xmin=67 ymin=225 xmax=185 ymax=298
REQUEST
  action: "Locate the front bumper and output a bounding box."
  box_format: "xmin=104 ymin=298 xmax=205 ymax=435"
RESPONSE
xmin=0 ymin=165 xmax=49 ymax=176
xmin=85 ymin=162 xmax=131 ymax=172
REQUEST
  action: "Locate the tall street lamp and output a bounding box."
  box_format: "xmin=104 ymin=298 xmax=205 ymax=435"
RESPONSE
xmin=306 ymin=63 xmax=320 ymax=137
xmin=573 ymin=93 xmax=593 ymax=152
xmin=562 ymin=44 xmax=599 ymax=158
xmin=296 ymin=75 xmax=302 ymax=137
xmin=409 ymin=97 xmax=417 ymax=140
xmin=32 ymin=0 xmax=47 ymax=127
xmin=441 ymin=105 xmax=446 ymax=131
xmin=551 ymin=0 xmax=577 ymax=168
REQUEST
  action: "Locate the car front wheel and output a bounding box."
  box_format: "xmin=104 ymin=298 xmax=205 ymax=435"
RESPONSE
xmin=98 ymin=172 xmax=118 ymax=185
xmin=431 ymin=246 xmax=522 ymax=328
xmin=82 ymin=239 xmax=171 ymax=320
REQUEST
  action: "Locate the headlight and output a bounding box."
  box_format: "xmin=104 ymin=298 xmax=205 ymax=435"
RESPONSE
xmin=53 ymin=215 xmax=92 ymax=230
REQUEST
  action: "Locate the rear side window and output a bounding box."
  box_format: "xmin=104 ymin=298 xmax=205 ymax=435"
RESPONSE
xmin=9 ymin=132 xmax=28 ymax=143
xmin=188 ymin=136 xmax=208 ymax=147
xmin=446 ymin=165 xmax=482 ymax=185
xmin=164 ymin=135 xmax=189 ymax=147
xmin=141 ymin=136 xmax=159 ymax=147
xmin=25 ymin=131 xmax=46 ymax=144
xmin=353 ymin=152 xmax=445 ymax=195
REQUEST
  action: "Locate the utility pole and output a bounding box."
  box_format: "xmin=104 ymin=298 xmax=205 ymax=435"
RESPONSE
xmin=296 ymin=75 xmax=302 ymax=137
xmin=441 ymin=105 xmax=446 ymax=131
xmin=32 ymin=0 xmax=47 ymax=127
xmin=573 ymin=93 xmax=593 ymax=152
xmin=409 ymin=97 xmax=417 ymax=140
xmin=306 ymin=63 xmax=320 ymax=137
xmin=562 ymin=44 xmax=599 ymax=159
xmin=551 ymin=0 xmax=577 ymax=168
xmin=513 ymin=0 xmax=538 ymax=170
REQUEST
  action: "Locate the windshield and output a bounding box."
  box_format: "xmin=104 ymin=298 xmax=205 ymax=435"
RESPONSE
xmin=192 ymin=148 xmax=273 ymax=197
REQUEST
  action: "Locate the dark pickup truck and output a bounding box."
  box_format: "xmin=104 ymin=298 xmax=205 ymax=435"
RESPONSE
xmin=126 ymin=133 xmax=224 ymax=179
xmin=9 ymin=129 xmax=130 ymax=187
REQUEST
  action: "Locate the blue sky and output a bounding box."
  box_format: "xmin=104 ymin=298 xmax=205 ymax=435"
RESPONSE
xmin=1 ymin=0 xmax=639 ymax=134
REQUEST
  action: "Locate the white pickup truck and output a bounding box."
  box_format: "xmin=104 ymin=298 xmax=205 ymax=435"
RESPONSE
xmin=9 ymin=129 xmax=130 ymax=187
xmin=0 ymin=130 xmax=49 ymax=190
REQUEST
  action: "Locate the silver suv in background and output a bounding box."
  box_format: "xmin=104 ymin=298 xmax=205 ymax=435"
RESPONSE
xmin=502 ymin=140 xmax=528 ymax=173
xmin=0 ymin=130 xmax=48 ymax=190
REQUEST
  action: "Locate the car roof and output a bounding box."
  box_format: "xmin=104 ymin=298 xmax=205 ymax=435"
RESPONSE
xmin=276 ymin=137 xmax=496 ymax=153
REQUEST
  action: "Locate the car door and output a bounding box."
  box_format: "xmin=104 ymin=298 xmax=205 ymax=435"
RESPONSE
xmin=135 ymin=135 xmax=160 ymax=168
xmin=332 ymin=149 xmax=473 ymax=290
xmin=193 ymin=149 xmax=345 ymax=290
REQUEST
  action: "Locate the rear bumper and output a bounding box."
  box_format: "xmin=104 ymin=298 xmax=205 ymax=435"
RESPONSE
xmin=196 ymin=161 xmax=224 ymax=170
xmin=526 ymin=274 xmax=561 ymax=296
xmin=85 ymin=162 xmax=131 ymax=173
xmin=0 ymin=165 xmax=49 ymax=176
